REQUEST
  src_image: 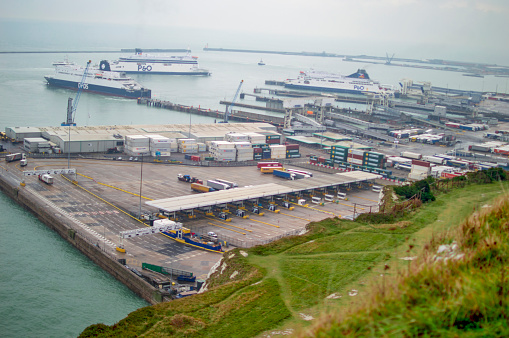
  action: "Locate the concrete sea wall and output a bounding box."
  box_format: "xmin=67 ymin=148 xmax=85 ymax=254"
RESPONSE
xmin=0 ymin=172 xmax=162 ymax=305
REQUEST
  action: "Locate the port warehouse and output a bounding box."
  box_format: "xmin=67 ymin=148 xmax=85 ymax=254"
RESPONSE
xmin=147 ymin=171 xmax=380 ymax=216
xmin=4 ymin=123 xmax=278 ymax=154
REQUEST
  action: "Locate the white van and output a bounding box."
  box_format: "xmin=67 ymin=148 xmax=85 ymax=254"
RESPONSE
xmin=20 ymin=159 xmax=28 ymax=167
xmin=372 ymin=185 xmax=383 ymax=193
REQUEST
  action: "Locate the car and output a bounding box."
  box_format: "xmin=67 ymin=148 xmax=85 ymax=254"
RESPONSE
xmin=134 ymin=157 xmax=138 ymax=161
xmin=207 ymin=231 xmax=218 ymax=238
xmin=129 ymin=157 xmax=133 ymax=161
xmin=117 ymin=157 xmax=122 ymax=161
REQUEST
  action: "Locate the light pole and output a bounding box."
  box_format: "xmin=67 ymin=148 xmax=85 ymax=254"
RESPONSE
xmin=67 ymin=124 xmax=71 ymax=169
xmin=139 ymin=154 xmax=143 ymax=218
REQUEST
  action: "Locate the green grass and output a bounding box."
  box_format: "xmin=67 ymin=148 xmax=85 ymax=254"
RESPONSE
xmin=306 ymin=194 xmax=509 ymax=337
xmin=280 ymin=253 xmax=384 ymax=310
xmin=284 ymin=232 xmax=405 ymax=254
xmin=79 ymin=180 xmax=509 ymax=337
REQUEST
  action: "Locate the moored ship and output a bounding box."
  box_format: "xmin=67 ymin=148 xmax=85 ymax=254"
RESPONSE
xmin=284 ymin=69 xmax=391 ymax=95
xmin=110 ymin=49 xmax=210 ymax=75
xmin=45 ymin=60 xmax=151 ymax=99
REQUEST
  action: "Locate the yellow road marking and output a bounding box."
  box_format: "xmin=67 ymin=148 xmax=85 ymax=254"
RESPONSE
xmin=207 ymin=222 xmax=246 ymax=235
xmin=279 ymin=212 xmax=311 ymax=221
xmin=249 ymin=218 xmax=280 ymax=228
xmin=352 ymin=195 xmax=378 ymax=203
xmin=205 ymin=217 xmax=253 ymax=232
xmin=77 ymin=173 xmax=153 ymax=200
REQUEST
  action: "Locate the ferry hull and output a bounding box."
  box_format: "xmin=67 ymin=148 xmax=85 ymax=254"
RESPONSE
xmin=122 ymin=70 xmax=210 ymax=76
xmin=111 ymin=59 xmax=210 ymax=76
xmin=45 ymin=77 xmax=151 ymax=99
xmin=284 ymin=83 xmax=377 ymax=95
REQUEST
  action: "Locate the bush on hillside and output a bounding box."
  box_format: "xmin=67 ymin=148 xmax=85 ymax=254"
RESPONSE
xmin=394 ymin=177 xmax=435 ymax=203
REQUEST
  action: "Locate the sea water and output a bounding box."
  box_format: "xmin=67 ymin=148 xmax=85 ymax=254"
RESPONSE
xmin=0 ymin=44 xmax=506 ymax=337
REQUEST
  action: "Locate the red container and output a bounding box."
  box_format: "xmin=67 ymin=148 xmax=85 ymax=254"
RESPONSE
xmin=285 ymin=144 xmax=300 ymax=150
xmin=412 ymin=159 xmax=431 ymax=167
xmin=254 ymin=148 xmax=263 ymax=153
xmin=318 ymin=157 xmax=326 ymax=163
xmin=310 ymin=159 xmax=317 ymax=165
xmin=350 ymin=154 xmax=364 ymax=160
xmin=191 ymin=155 xmax=201 ymax=161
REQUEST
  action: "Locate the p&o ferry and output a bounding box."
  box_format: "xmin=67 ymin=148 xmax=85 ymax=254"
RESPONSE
xmin=45 ymin=60 xmax=152 ymax=99
xmin=284 ymin=69 xmax=391 ymax=95
xmin=110 ymin=49 xmax=210 ymax=75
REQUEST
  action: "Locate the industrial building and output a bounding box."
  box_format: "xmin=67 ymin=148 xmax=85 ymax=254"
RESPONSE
xmin=5 ymin=123 xmax=277 ymax=154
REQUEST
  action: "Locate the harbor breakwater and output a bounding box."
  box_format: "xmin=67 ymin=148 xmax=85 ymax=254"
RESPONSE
xmin=138 ymin=98 xmax=285 ymax=126
xmin=0 ymin=171 xmax=163 ymax=305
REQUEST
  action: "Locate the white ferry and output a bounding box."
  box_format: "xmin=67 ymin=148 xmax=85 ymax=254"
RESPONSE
xmin=45 ymin=60 xmax=151 ymax=99
xmin=284 ymin=69 xmax=390 ymax=95
xmin=110 ymin=49 xmax=210 ymax=75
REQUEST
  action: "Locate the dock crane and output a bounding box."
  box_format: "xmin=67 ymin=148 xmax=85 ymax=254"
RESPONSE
xmin=224 ymin=80 xmax=243 ymax=123
xmin=62 ymin=60 xmax=91 ymax=126
xmin=385 ymin=53 xmax=395 ymax=65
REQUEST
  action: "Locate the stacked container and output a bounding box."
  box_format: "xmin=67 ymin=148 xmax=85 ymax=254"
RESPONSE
xmin=330 ymin=145 xmax=349 ymax=166
xmin=363 ymin=151 xmax=386 ymax=169
xmin=270 ymin=145 xmax=286 ymax=159
xmin=225 ymin=133 xmax=249 ymax=143
xmin=178 ymin=138 xmax=198 ymax=154
xmin=252 ymin=143 xmax=270 ymax=160
xmin=209 ymin=141 xmax=236 ymax=161
xmin=147 ymin=134 xmax=171 ymax=157
xmin=246 ymin=132 xmax=266 ymax=144
xmin=285 ymin=144 xmax=301 ymax=159
xmin=347 ymin=149 xmax=364 ymax=166
xmin=197 ymin=142 xmax=207 ymax=152
xmin=264 ymin=133 xmax=281 ymax=145
xmin=234 ymin=142 xmax=254 ymax=161
xmin=125 ymin=135 xmax=150 ymax=156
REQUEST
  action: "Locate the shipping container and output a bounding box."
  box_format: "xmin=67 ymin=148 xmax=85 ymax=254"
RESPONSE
xmin=286 ymin=169 xmax=313 ymax=177
xmin=260 ymin=166 xmax=283 ymax=174
xmin=214 ymin=179 xmax=238 ymax=188
xmin=272 ymin=169 xmax=295 ymax=180
xmin=257 ymin=162 xmax=282 ymax=168
xmin=207 ymin=180 xmax=230 ymax=190
xmin=5 ymin=153 xmax=23 ymax=162
xmin=400 ymin=151 xmax=422 ymax=160
xmin=191 ymin=183 xmax=213 ymax=193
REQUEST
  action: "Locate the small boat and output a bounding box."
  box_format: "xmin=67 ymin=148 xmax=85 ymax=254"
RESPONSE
xmin=258 ymin=59 xmax=265 ymax=66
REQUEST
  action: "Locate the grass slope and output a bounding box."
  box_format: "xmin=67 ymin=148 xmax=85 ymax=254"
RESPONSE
xmin=304 ymin=192 xmax=509 ymax=337
xmin=79 ymin=180 xmax=509 ymax=337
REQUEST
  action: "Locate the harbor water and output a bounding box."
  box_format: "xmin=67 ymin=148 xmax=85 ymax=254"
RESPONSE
xmin=0 ymin=46 xmax=507 ymax=337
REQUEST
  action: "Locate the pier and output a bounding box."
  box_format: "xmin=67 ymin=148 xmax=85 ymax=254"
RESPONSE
xmin=137 ymin=98 xmax=285 ymax=126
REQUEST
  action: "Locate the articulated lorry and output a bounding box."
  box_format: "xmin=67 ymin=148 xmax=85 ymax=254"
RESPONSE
xmin=191 ymin=183 xmax=215 ymax=193
xmin=272 ymin=169 xmax=295 ymax=180
xmin=207 ymin=180 xmax=230 ymax=190
xmin=214 ymin=178 xmax=238 ymax=188
xmin=39 ymin=174 xmax=54 ymax=184
xmin=5 ymin=153 xmax=23 ymax=162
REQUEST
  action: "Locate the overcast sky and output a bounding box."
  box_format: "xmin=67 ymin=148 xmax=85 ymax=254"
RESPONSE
xmin=1 ymin=0 xmax=508 ymax=63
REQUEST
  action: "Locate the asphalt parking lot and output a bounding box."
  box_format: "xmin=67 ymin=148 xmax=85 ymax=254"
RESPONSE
xmin=4 ymin=157 xmax=381 ymax=278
